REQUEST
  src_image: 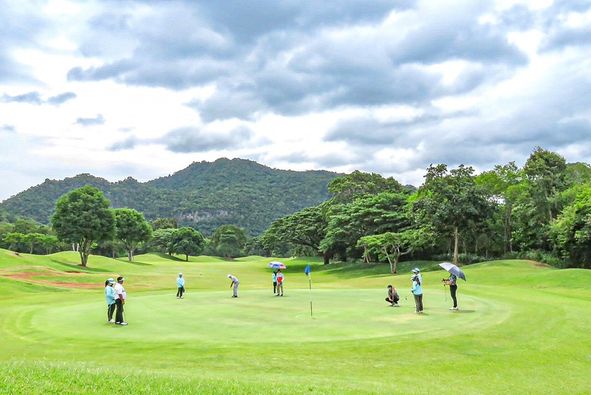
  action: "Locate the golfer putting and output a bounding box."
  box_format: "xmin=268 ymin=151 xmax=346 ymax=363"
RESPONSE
xmin=228 ymin=274 xmax=239 ymax=298
xmin=385 ymin=284 xmax=399 ymax=307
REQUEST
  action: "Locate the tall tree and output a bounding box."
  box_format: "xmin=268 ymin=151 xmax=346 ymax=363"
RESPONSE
xmin=328 ymin=170 xmax=403 ymax=203
xmin=52 ymin=185 xmax=115 ymax=267
xmin=114 ymin=208 xmax=153 ymax=261
xmin=550 ymin=185 xmax=591 ymax=268
xmin=320 ymin=192 xmax=410 ymax=260
xmin=150 ymin=228 xmax=177 ymax=256
xmin=210 ymin=225 xmax=247 ymax=258
xmin=170 ymin=227 xmax=205 ymax=261
xmin=261 ymin=204 xmax=331 ymax=264
xmin=524 ymin=147 xmax=567 ymax=222
xmin=357 ymin=228 xmax=433 ymax=273
xmin=414 ymin=164 xmax=491 ymax=264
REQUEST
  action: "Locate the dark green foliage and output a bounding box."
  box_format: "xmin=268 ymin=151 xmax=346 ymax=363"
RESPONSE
xmin=414 ymin=164 xmax=493 ymax=264
xmin=550 ymin=185 xmax=591 ymax=267
xmin=170 ymin=227 xmax=205 ymax=261
xmin=209 ymin=224 xmax=247 ymax=258
xmin=0 ymin=158 xmax=338 ymax=235
xmin=114 ymin=208 xmax=153 ymax=261
xmin=152 ymin=218 xmax=178 ymax=230
xmin=51 ymin=186 xmax=115 ymax=267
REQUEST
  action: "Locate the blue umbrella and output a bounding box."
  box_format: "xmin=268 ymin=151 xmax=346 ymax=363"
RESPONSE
xmin=439 ymin=262 xmax=466 ymax=281
xmin=268 ymin=261 xmax=287 ymax=269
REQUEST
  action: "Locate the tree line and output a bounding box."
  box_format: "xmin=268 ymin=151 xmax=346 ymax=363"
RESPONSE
xmin=2 ymin=147 xmax=591 ymax=269
xmin=260 ymin=147 xmax=591 ymax=269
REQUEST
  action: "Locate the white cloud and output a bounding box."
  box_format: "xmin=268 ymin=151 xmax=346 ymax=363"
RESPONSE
xmin=0 ymin=0 xmax=591 ymax=200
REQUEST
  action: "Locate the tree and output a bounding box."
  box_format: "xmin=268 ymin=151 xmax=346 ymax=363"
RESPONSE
xmin=3 ymin=232 xmax=25 ymax=252
xmin=476 ymin=162 xmax=524 ymax=253
xmin=114 ymin=208 xmax=152 ymax=261
xmin=24 ymin=233 xmax=46 ymax=254
xmin=261 ymin=204 xmax=331 ymax=264
xmin=328 ymin=171 xmax=403 ymax=203
xmin=357 ymin=228 xmax=433 ymax=273
xmin=40 ymin=234 xmax=60 ymax=254
xmin=170 ymin=227 xmax=205 ymax=261
xmin=51 ymin=185 xmax=115 ymax=267
xmin=150 ymin=228 xmax=176 ymax=255
xmin=414 ymin=164 xmax=491 ymax=264
xmin=152 ymin=217 xmax=178 ymax=230
xmin=210 ymin=225 xmax=247 ymax=258
xmin=524 ymin=147 xmax=567 ymax=223
xmin=320 ymin=192 xmax=410 ymax=260
xmin=550 ymin=185 xmax=591 ymax=267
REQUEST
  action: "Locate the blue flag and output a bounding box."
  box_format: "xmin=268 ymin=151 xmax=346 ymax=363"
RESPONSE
xmin=304 ymin=264 xmax=311 ymax=276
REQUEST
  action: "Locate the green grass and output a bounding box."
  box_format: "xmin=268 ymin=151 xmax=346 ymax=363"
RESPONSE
xmin=0 ymin=249 xmax=590 ymax=394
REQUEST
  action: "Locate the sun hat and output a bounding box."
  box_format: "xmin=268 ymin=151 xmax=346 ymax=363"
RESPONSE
xmin=227 ymin=274 xmax=232 ymax=278
xmin=179 ymin=272 xmax=183 ymax=276
xmin=412 ymin=267 xmax=420 ymax=273
xmin=107 ymin=278 xmax=115 ymax=284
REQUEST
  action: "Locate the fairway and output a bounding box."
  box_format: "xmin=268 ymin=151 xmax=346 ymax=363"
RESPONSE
xmin=0 ymin=250 xmax=590 ymax=394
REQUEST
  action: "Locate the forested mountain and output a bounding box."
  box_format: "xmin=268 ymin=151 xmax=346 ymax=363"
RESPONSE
xmin=0 ymin=158 xmax=340 ymax=234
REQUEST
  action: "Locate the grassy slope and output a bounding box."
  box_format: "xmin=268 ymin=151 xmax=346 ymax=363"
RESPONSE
xmin=0 ymin=249 xmax=590 ymax=394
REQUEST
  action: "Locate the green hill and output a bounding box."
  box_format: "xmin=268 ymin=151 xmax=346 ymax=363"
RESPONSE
xmin=0 ymin=158 xmax=339 ymax=234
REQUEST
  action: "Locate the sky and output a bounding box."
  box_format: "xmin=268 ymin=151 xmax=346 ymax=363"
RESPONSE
xmin=1 ymin=0 xmax=591 ymax=201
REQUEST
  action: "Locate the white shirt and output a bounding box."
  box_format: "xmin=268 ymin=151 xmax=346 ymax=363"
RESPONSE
xmin=114 ymin=282 xmax=127 ymax=300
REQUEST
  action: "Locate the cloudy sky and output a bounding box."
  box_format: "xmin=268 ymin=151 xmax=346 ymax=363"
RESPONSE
xmin=1 ymin=0 xmax=590 ymax=200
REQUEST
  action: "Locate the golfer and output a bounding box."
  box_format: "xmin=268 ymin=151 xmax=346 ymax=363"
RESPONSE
xmin=104 ymin=278 xmax=116 ymax=323
xmin=443 ymin=273 xmax=459 ymax=310
xmin=272 ymin=270 xmax=278 ymax=295
xmin=276 ymin=269 xmax=284 ymax=296
xmin=176 ymin=273 xmax=185 ymax=299
xmin=228 ymin=274 xmax=239 ymax=298
xmin=385 ymin=284 xmax=399 ymax=307
xmin=411 ymin=271 xmax=423 ymax=313
xmin=114 ymin=276 xmax=128 ymax=325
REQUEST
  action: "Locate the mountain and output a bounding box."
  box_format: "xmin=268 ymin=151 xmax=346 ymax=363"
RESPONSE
xmin=0 ymin=158 xmax=340 ymax=235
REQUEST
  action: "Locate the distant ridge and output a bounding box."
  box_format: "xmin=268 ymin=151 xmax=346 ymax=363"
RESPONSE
xmin=0 ymin=158 xmax=341 ymax=234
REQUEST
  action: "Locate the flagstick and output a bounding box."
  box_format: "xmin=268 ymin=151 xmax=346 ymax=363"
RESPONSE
xmin=308 ymin=273 xmax=313 ymax=318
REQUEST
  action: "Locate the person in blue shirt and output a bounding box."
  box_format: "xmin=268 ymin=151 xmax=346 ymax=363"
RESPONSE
xmin=411 ymin=269 xmax=423 ymax=313
xmin=104 ymin=278 xmax=116 ymax=323
xmin=272 ymin=270 xmax=278 ymax=295
xmin=443 ymin=273 xmax=458 ymax=310
xmin=176 ymin=273 xmax=185 ymax=299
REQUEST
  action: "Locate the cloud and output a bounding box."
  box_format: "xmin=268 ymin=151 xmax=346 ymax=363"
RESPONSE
xmin=47 ymin=92 xmax=77 ymax=105
xmin=2 ymin=91 xmax=43 ymax=104
xmin=75 ymin=114 xmax=105 ymax=126
xmin=162 ymin=126 xmax=254 ymax=153
xmin=2 ymin=91 xmax=77 ymax=105
xmin=0 ymin=125 xmax=15 ymax=133
xmin=108 ymin=136 xmax=138 ymax=151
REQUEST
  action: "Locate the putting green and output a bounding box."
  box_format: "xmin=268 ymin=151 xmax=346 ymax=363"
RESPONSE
xmin=1 ymin=252 xmax=590 ymax=394
xmin=19 ymin=289 xmax=502 ymax=345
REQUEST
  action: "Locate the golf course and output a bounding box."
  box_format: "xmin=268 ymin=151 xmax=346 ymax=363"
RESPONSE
xmin=0 ymin=248 xmax=589 ymax=394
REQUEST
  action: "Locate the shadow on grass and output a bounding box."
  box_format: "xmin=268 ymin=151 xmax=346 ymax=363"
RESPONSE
xmin=453 ymin=309 xmax=476 ymax=314
xmin=154 ymin=253 xmax=186 ymax=262
xmin=48 ymin=259 xmax=110 ymax=273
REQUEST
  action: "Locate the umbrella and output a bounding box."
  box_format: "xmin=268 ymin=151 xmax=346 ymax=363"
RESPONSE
xmin=268 ymin=261 xmax=287 ymax=269
xmin=439 ymin=262 xmax=466 ymax=281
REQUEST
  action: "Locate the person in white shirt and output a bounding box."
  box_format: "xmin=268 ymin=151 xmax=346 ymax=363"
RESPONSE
xmin=114 ymin=276 xmax=128 ymax=325
xmin=227 ymin=274 xmax=239 ymax=298
xmin=275 ymin=269 xmax=284 ymax=296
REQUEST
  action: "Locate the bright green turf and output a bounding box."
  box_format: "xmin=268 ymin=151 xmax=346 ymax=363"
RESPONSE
xmin=0 ymin=249 xmax=590 ymax=394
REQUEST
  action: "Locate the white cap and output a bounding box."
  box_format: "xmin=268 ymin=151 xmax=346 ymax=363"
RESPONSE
xmin=227 ymin=274 xmax=232 ymax=278
xmin=179 ymin=272 xmax=183 ymax=276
